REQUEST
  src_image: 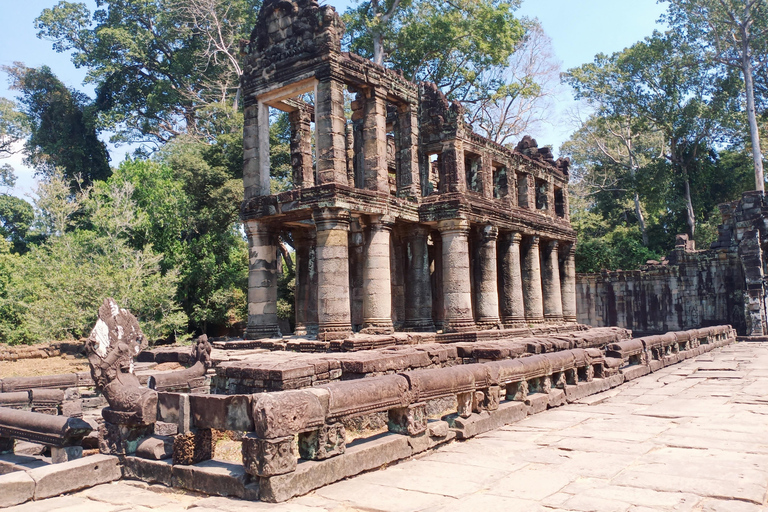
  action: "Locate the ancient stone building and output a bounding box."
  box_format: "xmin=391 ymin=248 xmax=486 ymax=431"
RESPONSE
xmin=239 ymin=0 xmax=576 ymax=340
xmin=577 ymin=191 xmax=768 ymax=336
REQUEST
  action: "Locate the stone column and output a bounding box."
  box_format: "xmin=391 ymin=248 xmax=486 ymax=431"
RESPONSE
xmin=315 ymin=78 xmax=347 ymax=185
xmin=244 ymin=220 xmax=279 ymax=339
xmin=522 ymin=235 xmax=544 ymax=323
xmin=542 ymin=240 xmax=564 ymax=322
xmin=475 ymin=225 xmax=501 ymax=328
xmin=362 ymin=216 xmax=395 ymax=334
xmin=403 ymin=225 xmax=434 ymax=331
xmin=362 ymin=90 xmax=389 ymax=193
xmin=293 ymin=229 xmax=318 ymax=336
xmin=500 ymin=232 xmax=526 ymax=325
xmin=313 ymin=208 xmax=353 ymax=340
xmin=396 ymin=103 xmax=420 ymax=199
xmin=289 ymin=106 xmax=314 ymax=188
xmin=243 ymin=101 xmax=270 ymax=200
xmin=438 ymin=218 xmax=475 ymax=332
xmin=561 ymin=243 xmax=577 ymax=322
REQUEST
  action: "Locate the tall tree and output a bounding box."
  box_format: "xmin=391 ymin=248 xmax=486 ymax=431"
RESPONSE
xmin=665 ymin=0 xmax=768 ymax=192
xmin=343 ymin=0 xmax=525 ymax=101
xmin=3 ymin=63 xmax=111 ymax=187
xmin=564 ymin=31 xmax=740 ymax=239
xmin=35 ymin=0 xmax=260 ymax=144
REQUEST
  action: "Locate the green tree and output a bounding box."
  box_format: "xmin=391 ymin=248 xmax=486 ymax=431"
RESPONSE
xmin=344 ymin=0 xmax=525 ymax=101
xmin=3 ymin=63 xmax=110 ymax=187
xmin=35 ymin=0 xmax=260 ymax=144
xmin=664 ymin=0 xmax=768 ymax=191
xmin=0 ymin=97 xmax=30 ymax=159
xmin=564 ymin=31 xmax=741 ymax=239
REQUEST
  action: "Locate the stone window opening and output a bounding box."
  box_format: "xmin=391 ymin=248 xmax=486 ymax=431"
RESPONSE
xmin=464 ymin=152 xmax=482 ymax=193
xmin=554 ymin=186 xmax=565 ymax=217
xmin=427 ymin=153 xmax=442 ymax=195
xmin=516 ymin=171 xmax=529 ymax=208
xmin=258 ymin=79 xmax=318 ymax=192
xmin=493 ymin=163 xmax=508 ymax=199
xmin=535 ymin=178 xmax=549 ymax=211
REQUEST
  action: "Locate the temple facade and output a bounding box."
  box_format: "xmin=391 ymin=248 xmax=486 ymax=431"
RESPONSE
xmin=239 ymin=0 xmax=577 ymax=340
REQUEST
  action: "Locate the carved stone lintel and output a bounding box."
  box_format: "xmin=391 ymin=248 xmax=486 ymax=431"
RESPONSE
xmin=242 ymin=434 xmax=296 ymax=477
xmin=388 ymin=403 xmax=427 ymax=436
xmin=298 ymin=423 xmax=346 ymax=460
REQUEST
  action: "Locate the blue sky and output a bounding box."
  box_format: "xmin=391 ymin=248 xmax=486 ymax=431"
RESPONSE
xmin=0 ymin=0 xmax=667 ymax=196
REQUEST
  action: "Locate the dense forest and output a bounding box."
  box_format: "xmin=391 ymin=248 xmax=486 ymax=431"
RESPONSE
xmin=0 ymin=0 xmax=765 ymax=343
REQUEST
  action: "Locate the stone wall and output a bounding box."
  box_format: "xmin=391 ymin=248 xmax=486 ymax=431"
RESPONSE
xmin=577 ymin=191 xmax=768 ymax=336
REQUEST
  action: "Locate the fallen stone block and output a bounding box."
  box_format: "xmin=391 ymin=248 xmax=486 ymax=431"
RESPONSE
xmin=0 ymin=469 xmax=35 ymax=507
xmin=136 ymin=435 xmax=173 ymax=460
xmin=29 ymin=453 xmax=121 ymax=499
xmin=172 ymin=459 xmax=259 ymax=499
xmin=259 ymin=432 xmax=412 ymax=503
xmin=122 ymin=456 xmax=173 ymax=486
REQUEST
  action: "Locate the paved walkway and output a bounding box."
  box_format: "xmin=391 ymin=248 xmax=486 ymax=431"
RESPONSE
xmin=7 ymin=342 xmax=768 ymax=512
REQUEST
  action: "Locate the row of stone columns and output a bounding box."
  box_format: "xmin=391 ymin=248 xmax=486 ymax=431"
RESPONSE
xmin=245 ymin=211 xmax=577 ymax=340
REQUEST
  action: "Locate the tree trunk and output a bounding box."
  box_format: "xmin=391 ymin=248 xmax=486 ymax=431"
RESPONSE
xmin=633 ymin=191 xmax=649 ymax=246
xmin=743 ymin=39 xmax=764 ymax=192
xmin=684 ymin=177 xmax=695 ymax=239
xmin=372 ymin=31 xmax=384 ymax=66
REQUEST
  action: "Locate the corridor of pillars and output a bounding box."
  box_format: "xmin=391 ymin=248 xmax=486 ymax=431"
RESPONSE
xmin=247 ymin=214 xmax=576 ymax=340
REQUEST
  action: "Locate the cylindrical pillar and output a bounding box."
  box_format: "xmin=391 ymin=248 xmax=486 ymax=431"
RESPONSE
xmin=362 ymin=216 xmax=394 ymax=333
xmin=542 ymin=240 xmax=564 ymax=322
xmin=293 ymin=229 xmax=318 ymax=336
xmin=313 ymin=208 xmax=353 ymax=340
xmin=561 ymin=243 xmax=577 ymax=322
xmin=500 ymin=232 xmax=526 ymax=326
xmin=244 ymin=220 xmax=279 ymax=339
xmin=522 ymin=235 xmax=544 ymax=323
xmin=403 ymin=225 xmax=434 ymax=331
xmin=438 ymin=219 xmax=475 ymax=332
xmin=475 ymin=225 xmax=500 ymax=328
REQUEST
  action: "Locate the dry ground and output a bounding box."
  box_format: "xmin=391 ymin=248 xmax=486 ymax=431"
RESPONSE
xmin=0 ymin=356 xmax=89 ymax=378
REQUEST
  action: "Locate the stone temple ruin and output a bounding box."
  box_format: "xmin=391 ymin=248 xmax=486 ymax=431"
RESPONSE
xmin=239 ymin=0 xmax=575 ymax=340
xmin=0 ymin=0 xmax=752 ymax=507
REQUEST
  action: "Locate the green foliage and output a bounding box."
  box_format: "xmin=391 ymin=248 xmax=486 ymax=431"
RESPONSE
xmin=0 ymin=97 xmax=30 ymax=159
xmin=0 ymin=171 xmax=187 ymax=344
xmin=3 ymin=64 xmax=110 ymax=187
xmin=0 ymin=194 xmax=34 ymax=254
xmin=35 ymin=0 xmax=261 ymax=144
xmin=343 ymin=0 xmax=524 ymax=100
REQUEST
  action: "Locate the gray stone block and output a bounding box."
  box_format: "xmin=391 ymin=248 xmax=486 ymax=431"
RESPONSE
xmin=122 ymin=456 xmax=173 ymax=486
xmin=29 ymin=453 xmax=121 ymax=499
xmin=171 ymin=458 xmax=259 ymax=499
xmin=0 ymin=470 xmax=35 ymax=507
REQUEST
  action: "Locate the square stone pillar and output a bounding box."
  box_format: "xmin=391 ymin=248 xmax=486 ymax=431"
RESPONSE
xmin=362 ymin=90 xmax=389 ymax=193
xmin=500 ymin=232 xmax=526 ymax=325
xmin=441 ymin=140 xmax=465 ymax=194
xmin=560 ymin=243 xmax=577 ymax=322
xmin=289 ymin=107 xmax=314 ymax=188
xmin=480 ymin=154 xmax=494 ymax=199
xmin=313 ymin=208 xmax=353 ymax=340
xmin=315 ymin=78 xmax=347 ymax=185
xmin=243 ymin=101 xmax=271 ymax=199
xmin=396 ymin=103 xmax=420 ymax=199
xmin=293 ymin=229 xmax=318 ymax=336
xmin=542 ymin=240 xmax=564 ymax=322
xmin=403 ymin=225 xmax=435 ymax=331
xmin=362 ymin=216 xmax=395 ymax=334
xmin=438 ymin=218 xmax=475 ymax=332
xmin=522 ymin=235 xmax=544 ymax=323
xmin=244 ymin=220 xmax=280 ymax=339
xmin=475 ymin=225 xmax=501 ymax=328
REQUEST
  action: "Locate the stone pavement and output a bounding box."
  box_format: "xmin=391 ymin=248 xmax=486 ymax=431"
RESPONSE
xmin=7 ymin=342 xmax=768 ymax=512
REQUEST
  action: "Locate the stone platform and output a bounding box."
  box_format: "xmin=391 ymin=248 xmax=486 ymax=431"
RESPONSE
xmin=8 ymin=341 xmax=768 ymax=511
